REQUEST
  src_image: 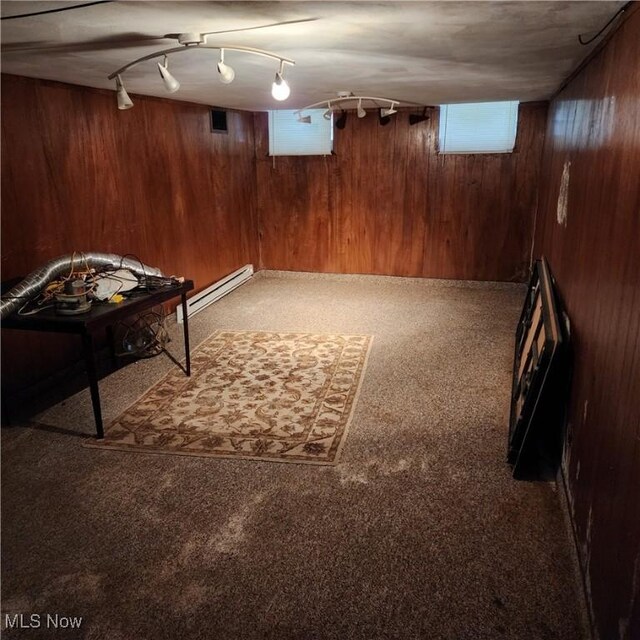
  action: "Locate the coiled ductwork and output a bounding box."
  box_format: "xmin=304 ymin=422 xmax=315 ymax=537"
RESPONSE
xmin=0 ymin=253 xmax=164 ymax=320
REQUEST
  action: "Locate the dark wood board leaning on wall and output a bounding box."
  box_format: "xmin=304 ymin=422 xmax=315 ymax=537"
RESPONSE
xmin=508 ymin=257 xmax=567 ymax=479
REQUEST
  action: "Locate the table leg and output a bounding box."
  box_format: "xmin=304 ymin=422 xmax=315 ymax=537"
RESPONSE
xmin=82 ymin=333 xmax=104 ymax=439
xmin=181 ymin=293 xmax=191 ymax=377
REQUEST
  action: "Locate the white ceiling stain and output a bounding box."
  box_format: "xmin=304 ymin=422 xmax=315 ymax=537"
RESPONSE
xmin=0 ymin=1 xmax=626 ymax=111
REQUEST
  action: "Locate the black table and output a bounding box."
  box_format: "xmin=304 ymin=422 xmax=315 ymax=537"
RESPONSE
xmin=2 ymin=280 xmax=194 ymax=438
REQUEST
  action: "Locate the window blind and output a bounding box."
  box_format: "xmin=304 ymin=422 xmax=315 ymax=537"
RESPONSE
xmin=268 ymin=109 xmax=333 ymax=156
xmin=439 ymin=101 xmax=519 ymax=154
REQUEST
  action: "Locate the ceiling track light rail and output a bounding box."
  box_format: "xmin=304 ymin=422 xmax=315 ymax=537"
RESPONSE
xmin=295 ymin=95 xmax=423 ymax=125
xmin=108 ymin=38 xmax=295 ymax=110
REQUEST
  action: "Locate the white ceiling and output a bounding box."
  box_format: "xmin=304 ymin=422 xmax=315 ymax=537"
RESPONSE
xmin=0 ymin=1 xmax=625 ymax=111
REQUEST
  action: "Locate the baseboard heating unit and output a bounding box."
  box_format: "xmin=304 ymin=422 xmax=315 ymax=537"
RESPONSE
xmin=176 ymin=264 xmax=254 ymax=324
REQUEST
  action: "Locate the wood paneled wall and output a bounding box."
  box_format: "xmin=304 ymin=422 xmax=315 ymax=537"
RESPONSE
xmin=255 ymin=103 xmax=547 ymax=282
xmin=533 ymin=8 xmax=640 ymax=639
xmin=1 ymin=74 xmax=259 ymax=387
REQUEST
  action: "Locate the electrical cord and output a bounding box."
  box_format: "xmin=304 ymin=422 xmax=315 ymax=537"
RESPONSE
xmin=10 ymin=252 xmax=97 ymax=315
xmin=91 ymin=272 xmax=126 ymax=301
xmin=115 ymin=306 xmax=169 ymax=358
xmin=18 ymin=302 xmax=56 ymax=316
xmin=578 ymin=4 xmax=629 ymax=45
xmin=4 ymin=254 xmax=177 ymax=316
xmin=116 ymin=254 xmax=179 ymax=292
xmin=119 ymin=254 xmax=150 ymax=292
xmin=1 ymin=1 xmax=112 ymax=21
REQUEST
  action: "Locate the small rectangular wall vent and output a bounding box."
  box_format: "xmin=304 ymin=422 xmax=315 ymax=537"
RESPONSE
xmin=210 ymin=109 xmax=228 ymax=133
xmin=177 ymin=264 xmax=253 ymax=324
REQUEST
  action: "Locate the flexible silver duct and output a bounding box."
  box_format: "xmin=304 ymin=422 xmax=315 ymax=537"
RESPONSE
xmin=1 ymin=253 xmax=164 ymax=320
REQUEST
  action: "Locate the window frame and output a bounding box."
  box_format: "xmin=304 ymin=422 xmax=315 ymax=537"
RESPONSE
xmin=268 ymin=109 xmax=334 ymax=157
xmin=437 ymin=101 xmax=520 ymax=156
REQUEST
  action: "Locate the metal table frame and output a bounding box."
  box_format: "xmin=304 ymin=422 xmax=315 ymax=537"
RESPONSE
xmin=2 ymin=280 xmax=194 ymax=438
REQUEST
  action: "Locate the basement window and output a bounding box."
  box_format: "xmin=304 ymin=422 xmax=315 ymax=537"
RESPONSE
xmin=438 ymin=101 xmax=519 ymax=154
xmin=268 ymin=110 xmax=333 ymax=156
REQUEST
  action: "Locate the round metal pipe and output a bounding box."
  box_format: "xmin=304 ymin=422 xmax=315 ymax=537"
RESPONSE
xmin=1 ymin=253 xmax=164 ymax=319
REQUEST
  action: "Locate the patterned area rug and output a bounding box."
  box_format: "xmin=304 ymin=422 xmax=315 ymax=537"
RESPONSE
xmin=86 ymin=330 xmax=372 ymax=465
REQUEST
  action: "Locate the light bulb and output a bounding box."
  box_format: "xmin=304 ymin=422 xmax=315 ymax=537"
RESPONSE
xmin=271 ymin=72 xmax=290 ymax=101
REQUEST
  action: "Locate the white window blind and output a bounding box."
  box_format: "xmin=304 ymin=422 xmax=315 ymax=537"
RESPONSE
xmin=439 ymin=101 xmax=519 ymax=154
xmin=268 ymin=109 xmax=333 ymax=156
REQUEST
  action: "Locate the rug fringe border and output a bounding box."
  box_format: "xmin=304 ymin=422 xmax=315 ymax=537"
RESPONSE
xmin=328 ymin=333 xmax=374 ymax=464
xmin=83 ymin=441 xmax=338 ymax=466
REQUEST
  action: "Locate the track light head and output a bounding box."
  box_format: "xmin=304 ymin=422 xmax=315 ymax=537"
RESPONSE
xmin=379 ymin=109 xmax=391 ymax=126
xmin=297 ymin=114 xmax=312 ymax=124
xmin=409 ymin=107 xmax=429 ymax=125
xmin=380 ymin=102 xmax=398 ymax=118
xmin=336 ymin=110 xmax=348 ymax=130
xmin=271 ymin=61 xmax=290 ymax=101
xmin=115 ymin=75 xmax=133 ymax=110
xmin=294 ymin=94 xmax=405 ymax=127
xmin=271 ymin=72 xmax=290 ymax=101
xmin=217 ymin=49 xmax=235 ymax=84
xmin=110 ymin=45 xmax=295 ymax=111
xmin=157 ymin=56 xmax=180 ymax=93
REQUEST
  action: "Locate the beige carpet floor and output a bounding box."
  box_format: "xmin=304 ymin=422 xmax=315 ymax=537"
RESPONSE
xmin=1 ymin=271 xmax=587 ymax=640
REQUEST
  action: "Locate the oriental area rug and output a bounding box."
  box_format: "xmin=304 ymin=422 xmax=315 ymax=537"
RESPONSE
xmin=86 ymin=330 xmax=372 ymax=465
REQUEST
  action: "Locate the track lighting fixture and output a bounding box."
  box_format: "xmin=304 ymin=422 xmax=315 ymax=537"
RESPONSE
xmin=379 ymin=110 xmax=392 ymax=126
xmin=295 ymin=94 xmax=414 ymax=128
xmin=216 ymin=49 xmax=235 ymax=84
xmin=380 ymin=102 xmax=398 ymax=117
xmin=115 ymin=75 xmax=133 ymax=110
xmin=297 ymin=114 xmax=312 ymax=124
xmin=109 ymin=35 xmax=294 ymax=109
xmin=271 ymin=60 xmax=290 ymax=101
xmin=157 ymin=55 xmax=180 ymax=93
xmin=409 ymin=107 xmax=430 ymax=125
